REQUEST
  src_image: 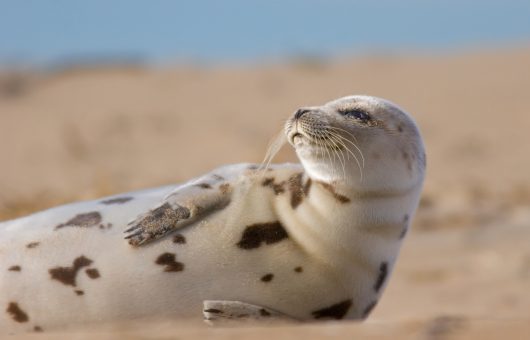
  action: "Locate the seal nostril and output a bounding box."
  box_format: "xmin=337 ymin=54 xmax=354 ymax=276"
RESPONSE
xmin=294 ymin=109 xmax=309 ymax=119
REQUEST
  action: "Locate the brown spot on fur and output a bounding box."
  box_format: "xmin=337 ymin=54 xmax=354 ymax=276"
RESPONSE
xmin=75 ymin=290 xmax=84 ymax=296
xmin=55 ymin=212 xmax=102 ymax=230
xmin=33 ymin=326 xmax=43 ymax=332
xmin=303 ymin=178 xmax=312 ymax=196
xmin=195 ymin=183 xmax=212 ymax=189
xmin=85 ymin=268 xmax=100 ymax=279
xmin=219 ymin=183 xmax=231 ymax=194
xmin=212 ymin=174 xmax=225 ymax=181
xmin=289 ymin=173 xmax=303 ymax=208
xmin=155 ymin=253 xmax=184 ymax=272
xmin=294 ymin=266 xmax=303 ymax=273
xmin=100 ymin=197 xmax=133 ymax=205
xmin=362 ymin=301 xmax=377 ymax=318
xmin=317 ymin=181 xmax=351 ymax=203
xmin=312 ymin=299 xmax=352 ymax=320
xmin=261 ymin=273 xmax=274 ymax=282
xmin=204 ymin=308 xmax=222 ymax=314
xmin=262 ymin=177 xmax=285 ymax=195
xmin=49 ymin=256 xmax=93 ymax=286
xmin=237 ymin=221 xmax=289 ymax=250
xmin=374 ymin=262 xmax=389 ymax=292
xmin=99 ymin=223 xmax=112 ymax=230
xmin=6 ymin=302 xmax=29 ymax=323
xmin=26 ymin=242 xmax=40 ymax=249
xmin=400 ymin=214 xmax=410 ymax=239
xmin=8 ymin=265 xmax=21 ymax=272
xmin=399 ymin=226 xmax=408 ymax=239
xmin=172 ymin=234 xmax=186 ymax=244
xmin=397 ymin=124 xmax=404 ymax=132
xmin=260 ymin=309 xmax=271 ymax=317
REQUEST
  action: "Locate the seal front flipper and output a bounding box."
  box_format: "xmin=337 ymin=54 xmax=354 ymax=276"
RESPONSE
xmin=124 ymin=173 xmax=233 ymax=246
xmin=203 ymin=300 xmax=295 ymax=325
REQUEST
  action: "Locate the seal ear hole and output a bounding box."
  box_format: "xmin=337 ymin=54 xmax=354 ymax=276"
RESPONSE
xmin=338 ymin=108 xmax=372 ymax=123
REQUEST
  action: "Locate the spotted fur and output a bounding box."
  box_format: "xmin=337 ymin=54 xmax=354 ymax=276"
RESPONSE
xmin=236 ymin=222 xmax=288 ymax=250
xmin=260 ymin=274 xmax=274 ymax=282
xmin=316 ymin=181 xmax=351 ymax=203
xmin=48 ymin=256 xmax=93 ymax=287
xmin=100 ymin=197 xmax=133 ymax=205
xmin=6 ymin=303 xmax=29 ymax=323
xmin=374 ymin=262 xmax=389 ymax=292
xmin=26 ymin=242 xmax=39 ymax=249
xmin=0 ymin=96 xmax=425 ymax=332
xmin=55 ymin=212 xmax=102 ymax=230
xmin=155 ymin=253 xmax=184 ymax=272
xmin=311 ymin=299 xmax=353 ymax=320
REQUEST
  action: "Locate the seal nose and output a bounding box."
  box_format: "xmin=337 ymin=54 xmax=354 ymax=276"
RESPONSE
xmin=294 ymin=108 xmax=310 ymax=119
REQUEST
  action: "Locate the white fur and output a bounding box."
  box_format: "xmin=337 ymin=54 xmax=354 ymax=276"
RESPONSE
xmin=0 ymin=96 xmax=425 ymax=334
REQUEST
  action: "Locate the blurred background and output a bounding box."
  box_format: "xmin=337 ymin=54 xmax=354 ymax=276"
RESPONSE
xmin=1 ymin=1 xmax=529 ymax=338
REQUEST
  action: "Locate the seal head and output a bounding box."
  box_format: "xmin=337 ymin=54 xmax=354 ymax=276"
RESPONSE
xmin=286 ymin=95 xmax=426 ymax=193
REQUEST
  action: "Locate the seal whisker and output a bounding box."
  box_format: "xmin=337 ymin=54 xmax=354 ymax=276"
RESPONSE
xmin=321 ymin=131 xmax=347 ymax=179
xmin=327 ymin=131 xmax=364 ymax=182
xmin=315 ymin=131 xmax=337 ymax=179
xmin=259 ymin=129 xmax=287 ymax=173
xmin=328 ymin=133 xmax=357 ymax=180
xmin=328 ymin=126 xmax=366 ymax=168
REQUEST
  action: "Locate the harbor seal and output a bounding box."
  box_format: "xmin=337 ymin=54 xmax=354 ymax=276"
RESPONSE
xmin=0 ymin=95 xmax=425 ymax=333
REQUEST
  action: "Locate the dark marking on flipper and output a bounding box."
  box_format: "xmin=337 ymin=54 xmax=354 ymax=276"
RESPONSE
xmin=33 ymin=326 xmax=43 ymax=332
xmin=49 ymin=256 xmax=93 ymax=286
xmin=311 ymin=299 xmax=352 ymax=320
xmin=6 ymin=302 xmax=29 ymax=323
xmin=237 ymin=221 xmax=288 ymax=250
xmin=75 ymin=290 xmax=84 ymax=296
xmin=374 ymin=262 xmax=388 ymax=292
xmin=100 ymin=197 xmax=133 ymax=205
xmin=55 ymin=212 xmax=102 ymax=230
xmin=155 ymin=253 xmax=184 ymax=272
xmin=125 ymin=203 xmax=191 ymax=246
xmin=8 ymin=265 xmax=21 ymax=272
xmin=294 ymin=266 xmax=303 ymax=273
xmin=204 ymin=308 xmax=223 ymax=314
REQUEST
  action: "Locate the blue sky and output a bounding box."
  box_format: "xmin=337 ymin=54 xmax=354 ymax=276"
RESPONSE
xmin=1 ymin=0 xmax=529 ymax=65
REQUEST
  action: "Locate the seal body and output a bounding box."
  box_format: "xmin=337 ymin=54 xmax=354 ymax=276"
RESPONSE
xmin=0 ymin=95 xmax=425 ymax=333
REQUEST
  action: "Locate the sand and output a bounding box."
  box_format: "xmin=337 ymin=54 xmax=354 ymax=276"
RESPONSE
xmin=1 ymin=47 xmax=529 ymax=339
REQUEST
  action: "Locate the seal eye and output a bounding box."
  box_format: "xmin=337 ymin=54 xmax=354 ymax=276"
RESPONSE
xmin=340 ymin=109 xmax=371 ymax=122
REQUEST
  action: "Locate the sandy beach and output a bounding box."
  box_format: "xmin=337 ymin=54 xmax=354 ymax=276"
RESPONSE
xmin=1 ymin=47 xmax=529 ymax=339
